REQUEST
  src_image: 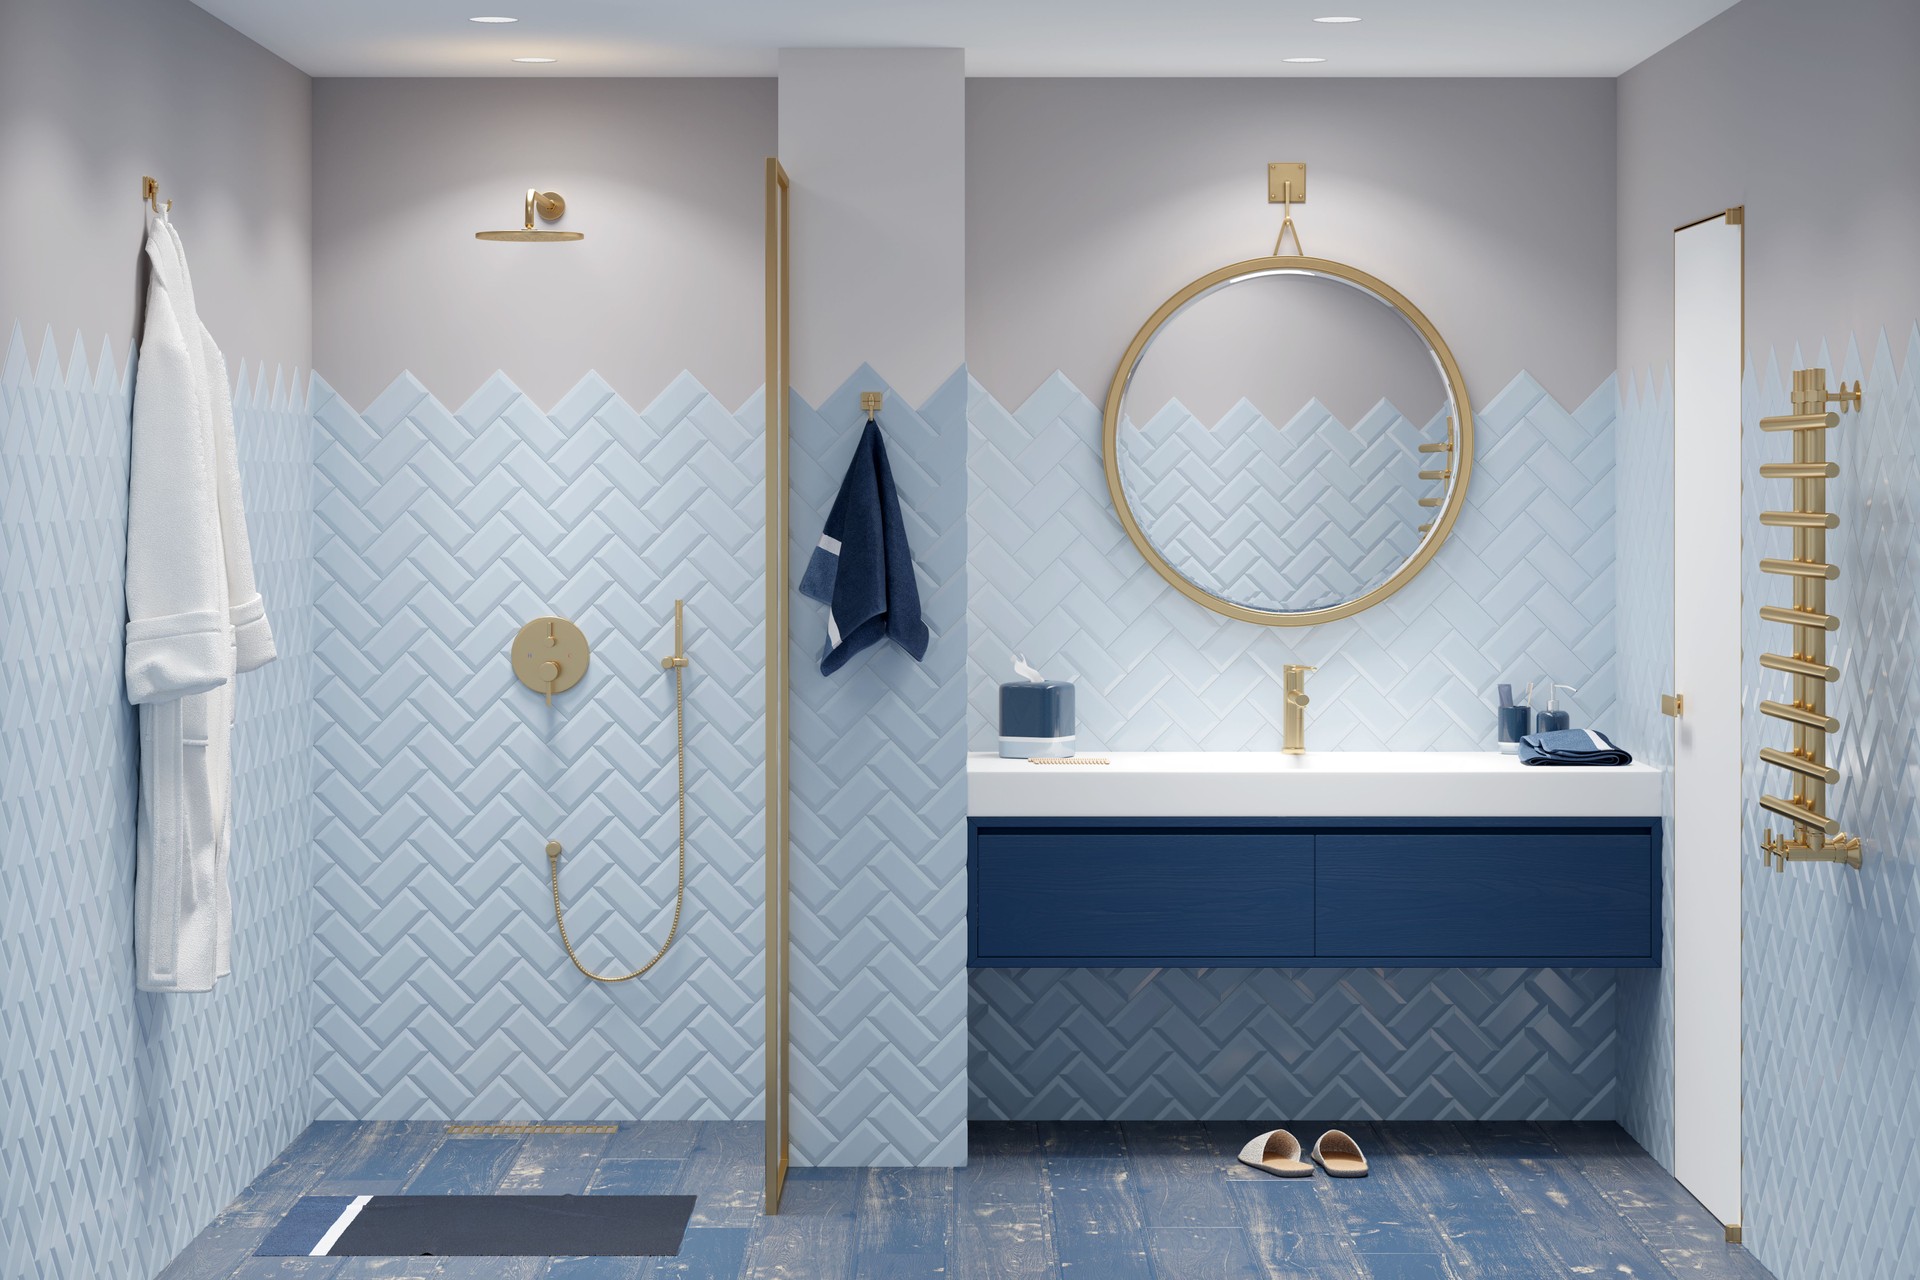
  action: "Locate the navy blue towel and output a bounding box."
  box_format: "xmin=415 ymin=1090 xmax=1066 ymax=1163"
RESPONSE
xmin=1517 ymin=728 xmax=1633 ymax=766
xmin=799 ymin=417 xmax=929 ymax=676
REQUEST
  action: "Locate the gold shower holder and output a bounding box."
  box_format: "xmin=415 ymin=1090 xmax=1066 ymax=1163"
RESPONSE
xmin=1754 ymin=368 xmax=1864 ymax=872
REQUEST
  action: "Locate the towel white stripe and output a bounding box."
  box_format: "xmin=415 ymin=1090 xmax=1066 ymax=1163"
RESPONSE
xmin=817 ymin=534 xmax=841 ymax=555
xmin=312 ymin=1195 xmax=373 ymax=1256
xmin=827 ymin=611 xmax=842 ymax=648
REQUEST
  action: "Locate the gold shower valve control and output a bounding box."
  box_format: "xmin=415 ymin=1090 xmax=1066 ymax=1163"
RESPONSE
xmin=512 ymin=616 xmax=590 ymax=706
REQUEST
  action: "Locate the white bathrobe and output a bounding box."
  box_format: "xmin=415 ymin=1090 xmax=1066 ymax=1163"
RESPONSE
xmin=127 ymin=213 xmax=276 ymax=992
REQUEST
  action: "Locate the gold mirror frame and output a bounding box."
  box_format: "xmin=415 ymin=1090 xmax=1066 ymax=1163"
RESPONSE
xmin=1102 ymin=254 xmax=1474 ymax=626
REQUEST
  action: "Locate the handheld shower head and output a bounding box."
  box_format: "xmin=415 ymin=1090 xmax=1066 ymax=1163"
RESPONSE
xmin=477 ymin=188 xmax=582 ymax=242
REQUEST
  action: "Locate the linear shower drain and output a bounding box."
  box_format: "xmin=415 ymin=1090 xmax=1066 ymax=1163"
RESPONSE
xmin=444 ymin=1123 xmax=620 ymax=1137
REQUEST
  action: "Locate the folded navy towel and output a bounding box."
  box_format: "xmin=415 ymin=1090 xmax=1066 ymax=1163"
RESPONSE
xmin=799 ymin=417 xmax=929 ymax=676
xmin=1517 ymin=728 xmax=1633 ymax=766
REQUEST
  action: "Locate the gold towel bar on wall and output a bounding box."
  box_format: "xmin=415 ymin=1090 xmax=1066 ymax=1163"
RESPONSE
xmin=1758 ymin=604 xmax=1838 ymax=631
xmin=1759 ymin=557 xmax=1838 ymax=580
xmin=1758 ymin=411 xmax=1840 ymax=432
xmin=1757 ymin=367 xmax=1863 ymax=871
xmin=1760 ymin=510 xmax=1839 ymax=529
xmin=1760 ymin=699 xmax=1838 ymax=733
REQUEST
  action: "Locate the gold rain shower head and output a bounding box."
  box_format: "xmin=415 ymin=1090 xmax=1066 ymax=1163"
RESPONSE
xmin=477 ymin=188 xmax=583 ymax=242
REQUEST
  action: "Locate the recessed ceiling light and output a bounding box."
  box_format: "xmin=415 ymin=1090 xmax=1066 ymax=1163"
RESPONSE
xmin=469 ymin=15 xmax=518 ymax=22
xmin=1313 ymin=15 xmax=1363 ymax=23
xmin=1283 ymin=56 xmax=1328 ymax=63
xmin=511 ymin=56 xmax=557 ymax=63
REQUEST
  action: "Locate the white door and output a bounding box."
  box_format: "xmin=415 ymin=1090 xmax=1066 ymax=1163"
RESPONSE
xmin=1671 ymin=209 xmax=1743 ymax=1230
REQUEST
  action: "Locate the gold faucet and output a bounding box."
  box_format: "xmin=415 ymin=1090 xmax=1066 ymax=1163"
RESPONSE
xmin=1283 ymin=664 xmax=1315 ymax=754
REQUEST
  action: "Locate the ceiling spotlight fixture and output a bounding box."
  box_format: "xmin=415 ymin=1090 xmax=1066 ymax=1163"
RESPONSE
xmin=511 ymin=56 xmax=557 ymax=63
xmin=469 ymin=15 xmax=518 ymax=23
xmin=1283 ymin=56 xmax=1328 ymax=63
xmin=1313 ymin=15 xmax=1363 ymax=22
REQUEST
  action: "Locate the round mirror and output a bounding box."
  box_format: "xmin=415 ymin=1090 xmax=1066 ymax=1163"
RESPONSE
xmin=1103 ymin=256 xmax=1472 ymax=625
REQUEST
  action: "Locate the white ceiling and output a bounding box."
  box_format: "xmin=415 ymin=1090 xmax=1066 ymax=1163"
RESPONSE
xmin=189 ymin=0 xmax=1741 ymax=78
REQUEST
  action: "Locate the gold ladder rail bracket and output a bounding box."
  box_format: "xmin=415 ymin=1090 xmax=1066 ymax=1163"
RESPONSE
xmin=1754 ymin=368 xmax=1863 ymax=871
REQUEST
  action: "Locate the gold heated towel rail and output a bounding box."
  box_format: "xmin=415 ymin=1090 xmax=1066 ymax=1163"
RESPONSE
xmin=1757 ymin=368 xmax=1862 ymax=870
xmin=1417 ymin=416 xmax=1454 ymax=534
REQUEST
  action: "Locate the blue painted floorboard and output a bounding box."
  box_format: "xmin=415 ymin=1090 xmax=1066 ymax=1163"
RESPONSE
xmin=160 ymin=1121 xmax=1774 ymax=1280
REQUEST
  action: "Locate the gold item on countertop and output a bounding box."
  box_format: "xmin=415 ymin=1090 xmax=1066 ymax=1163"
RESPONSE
xmin=511 ymin=616 xmax=590 ymax=706
xmin=1282 ymin=664 xmax=1315 ymax=754
xmin=477 ymin=187 xmax=584 ymax=241
xmin=1757 ymin=368 xmax=1862 ymax=870
xmin=546 ymin=600 xmax=690 ymax=981
xmin=763 ymin=156 xmax=793 ymax=1214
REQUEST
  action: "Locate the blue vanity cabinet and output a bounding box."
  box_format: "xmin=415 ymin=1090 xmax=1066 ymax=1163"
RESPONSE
xmin=973 ymin=828 xmax=1315 ymax=963
xmin=967 ymin=817 xmax=1661 ymax=968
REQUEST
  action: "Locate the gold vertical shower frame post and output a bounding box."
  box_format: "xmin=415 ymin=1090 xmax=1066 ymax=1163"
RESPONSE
xmin=762 ymin=157 xmax=792 ymax=1212
xmin=1757 ymin=367 xmax=1862 ymax=869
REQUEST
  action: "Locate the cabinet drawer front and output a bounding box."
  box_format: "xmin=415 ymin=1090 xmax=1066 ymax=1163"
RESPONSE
xmin=974 ymin=830 xmax=1314 ymax=961
xmin=1315 ymin=830 xmax=1654 ymax=960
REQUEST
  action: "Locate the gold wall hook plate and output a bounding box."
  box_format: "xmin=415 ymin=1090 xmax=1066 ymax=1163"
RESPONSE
xmin=1266 ymin=162 xmax=1307 ymax=203
xmin=512 ymin=616 xmax=590 ymax=704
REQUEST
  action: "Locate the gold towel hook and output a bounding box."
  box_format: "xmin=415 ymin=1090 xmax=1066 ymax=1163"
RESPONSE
xmin=860 ymin=390 xmax=884 ymax=419
xmin=142 ymin=176 xmax=171 ymax=215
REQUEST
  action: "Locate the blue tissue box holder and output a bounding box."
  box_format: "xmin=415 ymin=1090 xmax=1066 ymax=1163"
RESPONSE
xmin=999 ymin=681 xmax=1075 ymax=758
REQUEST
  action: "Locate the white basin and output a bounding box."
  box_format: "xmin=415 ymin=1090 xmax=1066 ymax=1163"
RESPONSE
xmin=967 ymin=750 xmax=1662 ymax=819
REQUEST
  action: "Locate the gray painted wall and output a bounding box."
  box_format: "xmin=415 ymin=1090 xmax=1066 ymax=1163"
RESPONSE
xmin=1615 ymin=0 xmax=1920 ymax=376
xmin=966 ymin=77 xmax=1618 ymax=413
xmin=778 ymin=48 xmax=967 ymax=406
xmin=311 ymin=78 xmax=774 ymax=411
xmin=0 ymin=0 xmax=311 ymax=365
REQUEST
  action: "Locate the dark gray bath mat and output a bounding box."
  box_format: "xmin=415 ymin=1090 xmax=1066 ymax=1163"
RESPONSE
xmin=257 ymin=1193 xmax=695 ymax=1257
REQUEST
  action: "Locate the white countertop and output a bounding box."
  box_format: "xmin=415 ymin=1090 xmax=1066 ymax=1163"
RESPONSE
xmin=968 ymin=750 xmax=1662 ymax=819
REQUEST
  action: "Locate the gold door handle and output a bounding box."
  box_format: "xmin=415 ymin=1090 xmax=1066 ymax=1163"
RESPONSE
xmin=1661 ymin=693 xmax=1684 ymax=718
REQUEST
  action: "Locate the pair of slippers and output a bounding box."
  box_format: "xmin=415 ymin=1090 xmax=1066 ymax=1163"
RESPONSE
xmin=1236 ymin=1128 xmax=1368 ymax=1178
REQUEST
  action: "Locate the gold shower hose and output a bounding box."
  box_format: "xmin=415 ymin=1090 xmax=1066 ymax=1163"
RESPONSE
xmin=545 ymin=627 xmax=687 ymax=984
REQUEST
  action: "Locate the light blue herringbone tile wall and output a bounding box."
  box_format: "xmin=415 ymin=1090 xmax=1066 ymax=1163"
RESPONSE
xmin=968 ymin=371 xmax=1618 ymax=751
xmin=1118 ymin=397 xmax=1434 ymax=613
xmin=0 ymin=326 xmax=317 ymax=1280
xmin=966 ymin=370 xmax=1624 ymax=1122
xmin=308 ymin=371 xmax=765 ymax=1122
xmin=1612 ymin=369 xmax=1677 ymax=1168
xmin=789 ymin=367 xmax=969 ymax=1167
xmin=1742 ymin=330 xmax=1920 ymax=1280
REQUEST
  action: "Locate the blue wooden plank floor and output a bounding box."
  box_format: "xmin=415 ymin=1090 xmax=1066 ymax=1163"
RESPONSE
xmin=159 ymin=1121 xmax=1775 ymax=1279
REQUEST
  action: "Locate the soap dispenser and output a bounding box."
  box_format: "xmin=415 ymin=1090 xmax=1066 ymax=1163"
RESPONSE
xmin=1536 ymin=683 xmax=1577 ymax=734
